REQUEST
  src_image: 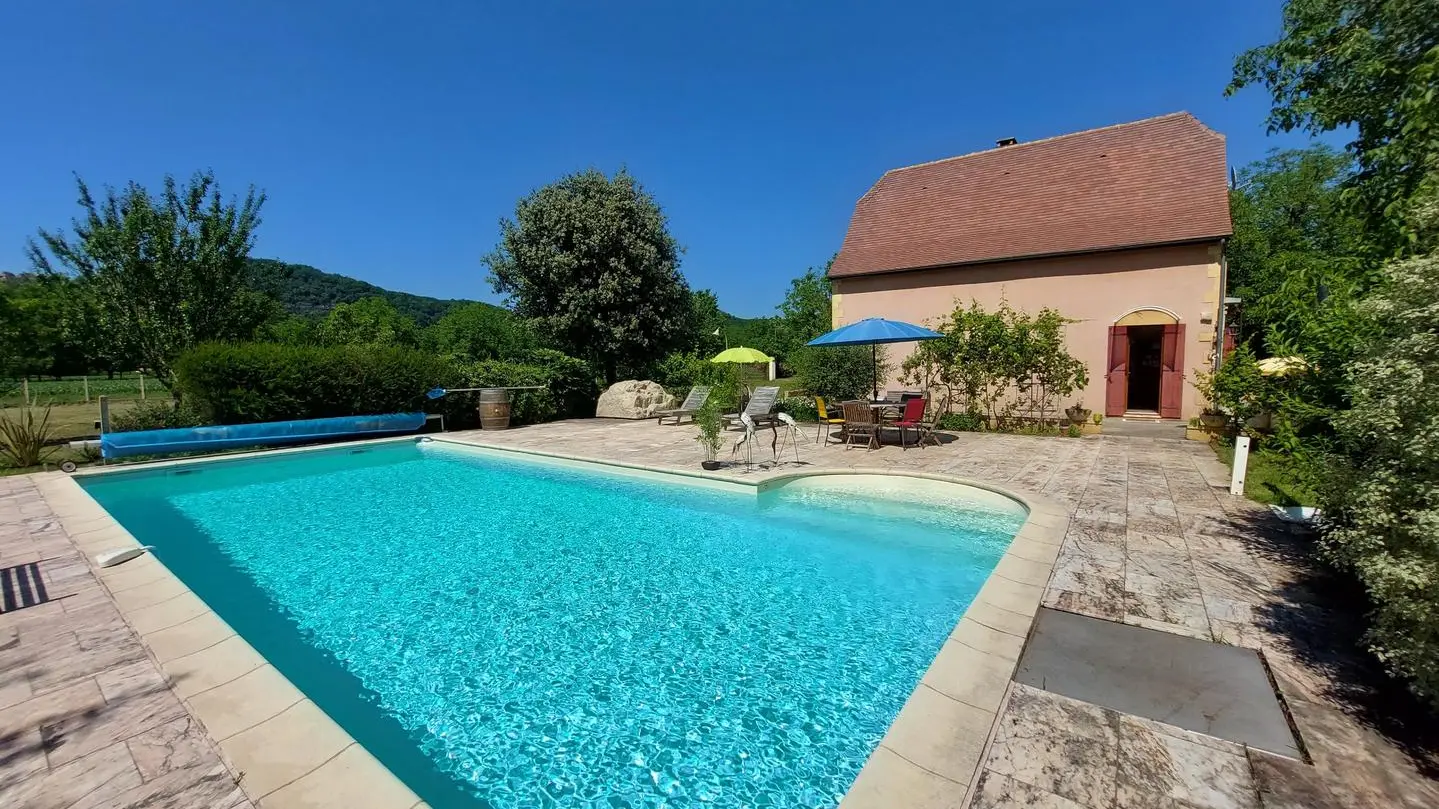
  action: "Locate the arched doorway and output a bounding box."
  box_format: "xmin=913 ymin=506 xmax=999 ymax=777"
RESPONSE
xmin=1106 ymin=309 xmax=1185 ymax=418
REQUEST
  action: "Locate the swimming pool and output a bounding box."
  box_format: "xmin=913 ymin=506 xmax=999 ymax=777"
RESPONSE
xmin=82 ymin=439 xmax=1026 ymax=808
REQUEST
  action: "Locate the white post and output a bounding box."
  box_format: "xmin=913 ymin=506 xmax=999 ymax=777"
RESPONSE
xmin=1229 ymin=436 xmax=1250 ymax=497
xmin=768 ymin=359 xmax=776 ymax=381
xmin=83 ymin=375 xmax=90 ymax=403
xmin=139 ymin=372 xmax=146 ymax=400
xmin=22 ymin=377 xmax=29 ymax=406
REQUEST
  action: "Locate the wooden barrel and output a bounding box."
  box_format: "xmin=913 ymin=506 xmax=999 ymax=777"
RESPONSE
xmin=478 ymin=388 xmax=512 ymax=430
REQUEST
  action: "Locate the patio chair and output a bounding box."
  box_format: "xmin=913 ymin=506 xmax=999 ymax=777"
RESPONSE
xmin=724 ymin=386 xmax=780 ymax=429
xmin=813 ymin=396 xmax=846 ymax=444
xmin=908 ymin=397 xmax=949 ymax=448
xmin=655 ymin=386 xmax=710 ymax=425
xmin=839 ymin=401 xmax=879 ymax=451
xmin=890 ymin=397 xmax=929 ymax=449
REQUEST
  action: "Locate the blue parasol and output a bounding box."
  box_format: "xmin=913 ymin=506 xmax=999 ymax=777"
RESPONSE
xmin=806 ymin=317 xmax=944 ymax=399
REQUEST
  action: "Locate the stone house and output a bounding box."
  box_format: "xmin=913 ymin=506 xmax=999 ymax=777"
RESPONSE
xmin=829 ymin=112 xmax=1233 ymax=420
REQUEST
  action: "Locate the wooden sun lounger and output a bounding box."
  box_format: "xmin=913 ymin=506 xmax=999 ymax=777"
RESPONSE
xmin=656 ymin=386 xmax=711 ymax=425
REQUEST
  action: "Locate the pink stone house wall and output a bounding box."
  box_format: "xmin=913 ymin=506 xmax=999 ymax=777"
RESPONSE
xmin=831 ymin=242 xmax=1223 ymax=419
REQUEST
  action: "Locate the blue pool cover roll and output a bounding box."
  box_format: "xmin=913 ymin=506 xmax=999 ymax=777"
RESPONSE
xmin=101 ymin=412 xmax=428 ymax=459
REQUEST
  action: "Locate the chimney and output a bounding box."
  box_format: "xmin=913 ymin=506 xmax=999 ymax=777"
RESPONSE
xmin=995 ymin=137 xmax=1018 ymax=147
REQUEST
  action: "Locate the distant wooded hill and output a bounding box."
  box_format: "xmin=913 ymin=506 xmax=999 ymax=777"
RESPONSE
xmin=246 ymin=258 xmax=767 ymax=333
xmin=246 ymin=258 xmax=486 ymax=325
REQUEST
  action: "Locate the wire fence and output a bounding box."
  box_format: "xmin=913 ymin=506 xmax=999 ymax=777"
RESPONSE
xmin=0 ymin=373 xmax=168 ymax=407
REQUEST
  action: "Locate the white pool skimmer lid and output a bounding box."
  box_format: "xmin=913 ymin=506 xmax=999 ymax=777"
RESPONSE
xmin=96 ymin=546 xmax=155 ymax=568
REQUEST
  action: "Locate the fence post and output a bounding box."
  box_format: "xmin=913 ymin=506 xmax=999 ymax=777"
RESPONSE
xmin=99 ymin=395 xmax=111 ymax=435
xmin=22 ymin=377 xmax=29 ymax=406
xmin=84 ymin=375 xmax=90 ymax=403
xmin=139 ymin=372 xmax=146 ymax=400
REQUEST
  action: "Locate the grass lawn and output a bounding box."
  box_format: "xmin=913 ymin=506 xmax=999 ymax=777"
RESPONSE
xmin=1 ymin=401 xmax=144 ymax=441
xmin=774 ymin=377 xmax=806 ymax=395
xmin=1212 ymin=442 xmax=1318 ymax=506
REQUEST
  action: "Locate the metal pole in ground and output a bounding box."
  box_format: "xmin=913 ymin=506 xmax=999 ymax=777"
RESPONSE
xmin=84 ymin=375 xmax=90 ymax=403
xmin=139 ymin=372 xmax=145 ymax=400
xmin=99 ymin=395 xmax=111 ymax=435
xmin=1229 ymin=435 xmax=1251 ymax=496
xmin=22 ymin=377 xmax=29 ymax=406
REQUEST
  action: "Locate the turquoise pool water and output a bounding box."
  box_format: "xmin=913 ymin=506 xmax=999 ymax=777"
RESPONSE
xmin=82 ymin=441 xmax=1025 ymax=808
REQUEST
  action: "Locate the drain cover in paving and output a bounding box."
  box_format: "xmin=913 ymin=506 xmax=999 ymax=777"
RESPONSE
xmin=1016 ymin=607 xmax=1301 ymax=757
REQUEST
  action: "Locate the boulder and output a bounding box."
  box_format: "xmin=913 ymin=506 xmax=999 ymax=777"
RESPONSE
xmin=595 ymin=380 xmax=676 ymax=419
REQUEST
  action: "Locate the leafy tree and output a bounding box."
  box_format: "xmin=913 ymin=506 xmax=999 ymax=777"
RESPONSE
xmin=423 ymin=302 xmax=533 ymax=362
xmin=777 ymin=265 xmax=835 ymax=357
xmin=0 ymin=284 xmax=20 ymax=379
xmin=1228 ymin=0 xmax=1439 ymax=249
xmin=726 ymin=315 xmax=785 ymax=363
xmin=1228 ymin=146 xmax=1373 ymax=348
xmin=900 ymin=300 xmax=1088 ymax=427
xmin=484 ymin=168 xmax=691 ymax=384
xmin=0 ymin=277 xmax=64 ymax=377
xmin=27 ymin=171 xmax=275 ymax=388
xmin=261 ymin=314 xmax=320 ymax=346
xmin=1323 ymin=243 xmax=1439 ymax=707
xmin=792 ymin=344 xmax=888 ymax=402
xmin=684 ymin=289 xmax=727 ymax=356
xmin=59 ymin=279 xmax=130 ymax=377
xmin=316 ymin=297 xmax=420 ymax=347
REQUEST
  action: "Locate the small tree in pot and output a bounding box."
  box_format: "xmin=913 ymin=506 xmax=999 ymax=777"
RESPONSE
xmin=694 ymin=398 xmax=725 ymax=470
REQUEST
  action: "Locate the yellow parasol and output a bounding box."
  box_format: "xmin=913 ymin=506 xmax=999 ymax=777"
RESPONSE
xmin=1256 ymin=356 xmax=1309 ymax=377
xmin=710 ymin=347 xmax=773 ymax=364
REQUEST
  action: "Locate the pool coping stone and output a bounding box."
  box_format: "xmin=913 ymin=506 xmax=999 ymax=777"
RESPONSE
xmin=40 ymin=433 xmax=1070 ymax=809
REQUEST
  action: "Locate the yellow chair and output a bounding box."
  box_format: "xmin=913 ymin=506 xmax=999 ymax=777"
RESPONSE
xmin=814 ymin=396 xmax=846 ymax=444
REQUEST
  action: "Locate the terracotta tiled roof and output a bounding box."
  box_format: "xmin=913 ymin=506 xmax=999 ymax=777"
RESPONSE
xmin=830 ymin=113 xmax=1232 ymax=278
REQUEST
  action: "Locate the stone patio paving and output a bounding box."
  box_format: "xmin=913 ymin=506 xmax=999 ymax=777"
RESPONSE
xmin=0 ymin=475 xmax=252 ymax=809
xmin=2 ymin=418 xmax=1437 ymax=808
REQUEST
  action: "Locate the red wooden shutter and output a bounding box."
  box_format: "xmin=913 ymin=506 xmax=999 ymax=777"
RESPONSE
xmin=1159 ymin=323 xmax=1185 ymax=419
xmin=1105 ymin=326 xmax=1129 ymax=417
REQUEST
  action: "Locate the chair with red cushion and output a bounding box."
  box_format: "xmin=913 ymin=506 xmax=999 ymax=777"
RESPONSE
xmin=890 ymin=397 xmax=929 ymax=449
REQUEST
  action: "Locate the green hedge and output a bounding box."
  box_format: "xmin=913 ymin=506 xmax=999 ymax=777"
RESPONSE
xmin=174 ymin=343 xmax=464 ymax=426
xmin=173 ymin=342 xmax=596 ymax=430
xmin=455 ymin=349 xmax=597 ymax=425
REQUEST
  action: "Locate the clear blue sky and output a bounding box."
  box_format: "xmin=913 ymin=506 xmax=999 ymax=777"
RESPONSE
xmin=1 ymin=1 xmax=1329 ymax=317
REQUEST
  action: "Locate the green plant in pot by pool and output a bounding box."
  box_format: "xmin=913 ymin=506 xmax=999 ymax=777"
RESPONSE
xmin=694 ymin=398 xmax=725 ymax=470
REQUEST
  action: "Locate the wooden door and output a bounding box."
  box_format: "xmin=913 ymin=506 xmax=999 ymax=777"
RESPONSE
xmin=1159 ymin=323 xmax=1186 ymax=419
xmin=1105 ymin=326 xmax=1129 ymax=417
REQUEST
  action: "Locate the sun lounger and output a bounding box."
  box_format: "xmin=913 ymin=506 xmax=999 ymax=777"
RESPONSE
xmin=723 ymin=386 xmax=780 ymax=429
xmin=656 ymin=386 xmax=711 ymax=425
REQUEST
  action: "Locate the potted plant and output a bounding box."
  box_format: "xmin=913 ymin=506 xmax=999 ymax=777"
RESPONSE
xmin=694 ymin=399 xmax=725 ymax=470
xmin=1064 ymin=402 xmax=1092 ymax=424
xmin=1198 ymin=409 xmax=1228 ymax=429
